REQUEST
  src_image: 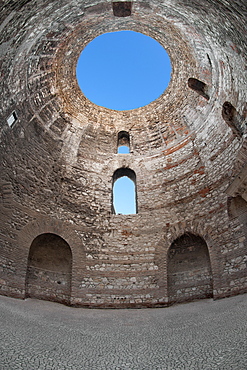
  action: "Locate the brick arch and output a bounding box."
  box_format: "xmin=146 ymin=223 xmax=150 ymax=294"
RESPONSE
xmin=164 ymin=220 xmax=216 ymax=259
xmin=167 ymin=232 xmax=213 ymax=304
xmin=18 ymin=215 xmax=86 ymax=302
xmin=26 ymin=233 xmax=72 ymax=304
xmin=159 ymin=220 xmax=221 ymax=301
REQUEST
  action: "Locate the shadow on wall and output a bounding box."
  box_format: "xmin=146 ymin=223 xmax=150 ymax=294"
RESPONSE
xmin=25 ymin=233 xmax=72 ymax=305
xmin=228 ymin=195 xmax=247 ymax=239
xmin=167 ymin=233 xmax=213 ymax=304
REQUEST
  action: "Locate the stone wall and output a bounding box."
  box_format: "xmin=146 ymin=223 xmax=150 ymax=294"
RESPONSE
xmin=26 ymin=233 xmax=72 ymax=304
xmin=0 ymin=0 xmax=246 ymax=307
xmin=168 ymin=233 xmax=213 ymax=303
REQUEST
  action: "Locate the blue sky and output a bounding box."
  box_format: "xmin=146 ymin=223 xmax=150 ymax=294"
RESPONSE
xmin=113 ymin=177 xmax=136 ymax=214
xmin=76 ymin=30 xmax=171 ymax=214
xmin=76 ymin=30 xmax=171 ymax=111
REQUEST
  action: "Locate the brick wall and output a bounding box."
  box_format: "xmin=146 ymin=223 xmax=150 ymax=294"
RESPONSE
xmin=0 ymin=0 xmax=246 ymax=307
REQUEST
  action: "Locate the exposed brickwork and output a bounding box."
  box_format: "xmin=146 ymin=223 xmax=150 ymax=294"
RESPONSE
xmin=0 ymin=0 xmax=246 ymax=308
xmin=168 ymin=233 xmax=213 ymax=304
xmin=26 ymin=233 xmax=72 ymax=304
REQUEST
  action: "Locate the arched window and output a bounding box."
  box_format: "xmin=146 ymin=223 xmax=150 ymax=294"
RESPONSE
xmin=26 ymin=233 xmax=72 ymax=304
xmin=117 ymin=131 xmax=130 ymax=153
xmin=167 ymin=233 xmax=213 ymax=304
xmin=112 ymin=168 xmax=137 ymax=214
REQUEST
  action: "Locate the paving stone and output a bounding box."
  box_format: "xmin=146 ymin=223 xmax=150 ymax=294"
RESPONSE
xmin=0 ymin=294 xmax=246 ymax=369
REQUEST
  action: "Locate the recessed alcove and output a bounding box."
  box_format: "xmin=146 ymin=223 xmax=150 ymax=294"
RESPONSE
xmin=26 ymin=233 xmax=72 ymax=304
xmin=168 ymin=233 xmax=213 ymax=304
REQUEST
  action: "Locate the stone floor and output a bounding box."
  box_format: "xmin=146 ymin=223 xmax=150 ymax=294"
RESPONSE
xmin=0 ymin=294 xmax=246 ymax=369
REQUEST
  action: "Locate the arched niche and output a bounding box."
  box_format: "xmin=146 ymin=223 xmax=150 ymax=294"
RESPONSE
xmin=26 ymin=233 xmax=72 ymax=304
xmin=167 ymin=233 xmax=213 ymax=304
xmin=112 ymin=167 xmax=137 ymax=214
xmin=228 ymin=195 xmax=247 ymax=218
xmin=228 ymin=195 xmax=247 ymax=240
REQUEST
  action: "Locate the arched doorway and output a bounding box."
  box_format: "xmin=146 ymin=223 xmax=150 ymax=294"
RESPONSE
xmin=26 ymin=233 xmax=72 ymax=304
xmin=167 ymin=233 xmax=213 ymax=304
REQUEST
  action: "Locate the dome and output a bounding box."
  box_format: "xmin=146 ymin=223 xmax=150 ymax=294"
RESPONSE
xmin=0 ymin=0 xmax=246 ymax=307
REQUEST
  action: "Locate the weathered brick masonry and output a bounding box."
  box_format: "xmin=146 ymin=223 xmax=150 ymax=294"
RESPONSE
xmin=0 ymin=0 xmax=246 ymax=307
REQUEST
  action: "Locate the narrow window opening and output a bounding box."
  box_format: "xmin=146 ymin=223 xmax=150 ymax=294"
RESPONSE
xmin=188 ymin=78 xmax=210 ymax=100
xmin=112 ymin=168 xmax=137 ymax=215
xmin=118 ymin=146 xmax=130 ymax=154
xmin=112 ymin=1 xmax=132 ymax=17
xmin=207 ymin=53 xmax=212 ymax=67
xmin=7 ymin=111 xmax=18 ymax=127
xmin=117 ymin=131 xmax=130 ymax=153
xmin=222 ymin=101 xmax=245 ymax=137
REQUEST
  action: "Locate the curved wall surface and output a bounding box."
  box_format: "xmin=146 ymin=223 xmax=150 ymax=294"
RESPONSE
xmin=0 ymin=0 xmax=246 ymax=307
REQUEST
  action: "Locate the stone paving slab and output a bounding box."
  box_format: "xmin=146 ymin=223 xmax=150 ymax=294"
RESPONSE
xmin=0 ymin=294 xmax=246 ymax=369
